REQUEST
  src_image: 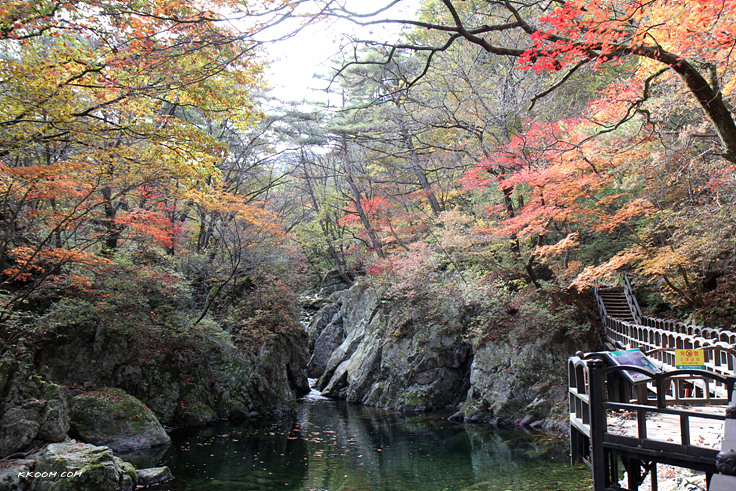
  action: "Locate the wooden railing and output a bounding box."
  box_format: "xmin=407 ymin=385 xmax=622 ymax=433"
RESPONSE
xmin=569 ymin=355 xmax=736 ymax=490
xmin=604 ymin=316 xmax=736 ymax=379
xmin=597 ymin=277 xmax=736 ymax=385
xmin=623 ymin=275 xmax=643 ymax=324
xmin=594 ymin=280 xmax=608 ymax=319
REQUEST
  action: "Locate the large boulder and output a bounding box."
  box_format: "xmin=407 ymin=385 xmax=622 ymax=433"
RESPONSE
xmin=71 ymin=388 xmax=170 ymax=451
xmin=0 ymin=459 xmax=35 ymax=491
xmin=0 ymin=350 xmax=72 ymax=458
xmin=29 ymin=440 xmax=137 ymax=491
xmin=462 ymin=337 xmax=577 ymax=431
xmin=135 ymin=467 xmax=173 ymax=487
xmin=0 ymin=442 xmax=173 ymax=491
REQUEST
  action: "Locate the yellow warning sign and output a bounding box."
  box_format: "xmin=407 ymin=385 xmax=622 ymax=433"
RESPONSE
xmin=675 ymin=349 xmax=705 ymax=369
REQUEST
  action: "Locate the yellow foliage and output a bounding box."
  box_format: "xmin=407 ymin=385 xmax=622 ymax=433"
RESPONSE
xmin=535 ymin=233 xmax=581 ymax=262
xmin=571 ymin=248 xmax=646 ymax=290
xmin=435 ymin=207 xmax=475 ymax=251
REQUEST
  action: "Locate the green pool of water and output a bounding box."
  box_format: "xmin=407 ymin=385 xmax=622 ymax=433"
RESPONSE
xmin=124 ymin=398 xmax=590 ymax=490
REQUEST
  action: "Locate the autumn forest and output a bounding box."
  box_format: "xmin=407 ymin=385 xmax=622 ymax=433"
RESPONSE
xmin=3 ymin=0 xmax=736 ymax=368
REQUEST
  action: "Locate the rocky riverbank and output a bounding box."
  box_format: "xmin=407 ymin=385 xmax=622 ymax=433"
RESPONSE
xmin=0 ymin=440 xmax=174 ymax=491
xmin=0 ymin=350 xmax=174 ymax=490
xmin=0 ymin=313 xmax=310 ymax=490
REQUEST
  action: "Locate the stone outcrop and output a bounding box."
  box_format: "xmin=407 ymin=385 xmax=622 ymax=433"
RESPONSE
xmin=307 ymin=281 xmax=592 ymax=427
xmin=0 ymin=350 xmax=72 ymax=458
xmin=306 ymin=298 xmax=344 ymax=378
xmin=0 ymin=459 xmax=35 ymax=490
xmin=133 ymin=467 xmax=173 ymax=487
xmin=0 ymin=440 xmax=176 ymax=491
xmin=35 ymin=324 xmax=309 ymax=427
xmin=0 ymin=440 xmax=173 ymax=491
xmin=30 ymin=441 xmax=136 ymax=491
xmin=313 ymin=283 xmax=473 ymax=411
xmin=71 ymin=388 xmax=170 ymax=451
xmin=462 ymin=338 xmax=573 ymax=431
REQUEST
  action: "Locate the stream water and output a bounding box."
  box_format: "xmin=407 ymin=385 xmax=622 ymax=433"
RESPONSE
xmin=122 ymin=385 xmax=591 ymax=490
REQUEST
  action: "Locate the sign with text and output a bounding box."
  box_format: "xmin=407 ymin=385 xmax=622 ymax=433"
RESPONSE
xmin=675 ymin=349 xmax=705 ymax=369
xmin=604 ymin=349 xmax=660 ymax=383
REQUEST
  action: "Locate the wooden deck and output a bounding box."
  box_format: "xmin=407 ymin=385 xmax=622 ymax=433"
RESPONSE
xmin=568 ymin=355 xmax=736 ymax=491
xmin=582 ymin=277 xmax=736 ymax=490
xmin=607 ymin=406 xmax=725 ymax=451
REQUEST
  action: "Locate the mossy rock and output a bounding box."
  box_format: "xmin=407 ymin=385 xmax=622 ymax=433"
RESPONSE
xmin=72 ymin=388 xmax=170 ymax=451
xmin=136 ymin=466 xmax=173 ymax=487
xmin=176 ymin=401 xmax=216 ymax=427
xmin=0 ymin=459 xmax=34 ymax=491
xmin=31 ymin=440 xmax=134 ymax=491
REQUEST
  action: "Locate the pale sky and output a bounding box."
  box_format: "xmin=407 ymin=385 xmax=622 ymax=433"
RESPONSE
xmin=264 ymin=1 xmax=421 ymax=104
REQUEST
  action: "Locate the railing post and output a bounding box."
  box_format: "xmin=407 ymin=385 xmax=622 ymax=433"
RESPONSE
xmin=711 ymin=404 xmax=736 ymax=490
xmin=588 ymin=359 xmax=607 ymax=491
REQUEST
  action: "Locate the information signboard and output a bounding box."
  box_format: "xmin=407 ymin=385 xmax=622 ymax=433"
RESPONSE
xmin=675 ymin=349 xmax=705 ymax=369
xmin=604 ymin=348 xmax=660 ymax=383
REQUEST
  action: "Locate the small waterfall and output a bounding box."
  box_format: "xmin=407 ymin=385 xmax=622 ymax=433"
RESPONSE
xmin=303 ymin=378 xmax=328 ymax=401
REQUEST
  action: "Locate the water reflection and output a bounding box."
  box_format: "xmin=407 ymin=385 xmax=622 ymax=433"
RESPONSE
xmin=145 ymin=398 xmax=590 ymax=490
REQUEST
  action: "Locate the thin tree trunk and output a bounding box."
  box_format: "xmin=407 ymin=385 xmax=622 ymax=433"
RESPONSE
xmin=399 ymin=121 xmax=441 ymax=216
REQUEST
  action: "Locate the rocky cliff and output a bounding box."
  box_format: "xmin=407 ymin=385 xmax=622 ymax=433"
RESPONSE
xmin=0 ymin=349 xmax=71 ymax=458
xmin=310 ymin=283 xmax=472 ymax=411
xmin=308 ymin=281 xmax=591 ymax=428
xmin=33 ymin=322 xmax=309 ymax=427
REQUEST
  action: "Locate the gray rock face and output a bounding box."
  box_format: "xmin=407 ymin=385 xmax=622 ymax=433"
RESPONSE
xmin=312 ymin=283 xmax=472 ymax=411
xmin=29 ymin=440 xmax=137 ymax=491
xmin=306 ymin=299 xmax=344 ymax=378
xmin=463 ymin=337 xmax=574 ymax=430
xmin=0 ymin=352 xmax=72 ymax=458
xmin=0 ymin=459 xmax=34 ymax=491
xmin=71 ymin=388 xmax=170 ymax=451
xmin=308 ymin=281 xmax=590 ymax=428
xmin=35 ymin=324 xmax=309 ymax=427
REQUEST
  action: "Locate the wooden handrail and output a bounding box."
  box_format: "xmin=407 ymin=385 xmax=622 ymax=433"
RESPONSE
xmin=568 ymin=356 xmax=735 ymax=490
xmin=593 ymin=279 xmax=607 ymax=318
xmin=623 ymin=274 xmax=643 ymax=323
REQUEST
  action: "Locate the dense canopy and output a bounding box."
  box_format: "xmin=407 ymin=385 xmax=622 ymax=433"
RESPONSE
xmin=2 ymin=0 xmax=736 ymax=337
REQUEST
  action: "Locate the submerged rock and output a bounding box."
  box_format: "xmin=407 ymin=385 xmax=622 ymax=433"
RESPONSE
xmin=135 ymin=466 xmax=173 ymax=487
xmin=71 ymin=388 xmax=170 ymax=451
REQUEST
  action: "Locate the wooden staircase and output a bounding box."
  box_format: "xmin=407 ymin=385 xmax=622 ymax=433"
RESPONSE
xmin=598 ymin=288 xmax=636 ymax=322
xmin=587 ymin=276 xmax=736 ymax=490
